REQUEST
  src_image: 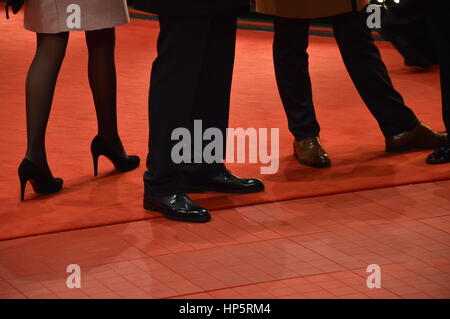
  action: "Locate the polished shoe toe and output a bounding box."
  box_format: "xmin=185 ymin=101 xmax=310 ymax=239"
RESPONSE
xmin=143 ymin=193 xmax=211 ymax=223
xmin=244 ymin=178 xmax=264 ymax=187
xmin=236 ymin=177 xmax=265 ymax=193
xmin=303 ymin=154 xmax=330 ymax=168
xmin=426 ymin=146 xmax=450 ymax=164
xmin=293 ymin=137 xmax=330 ymax=168
xmin=186 ymin=170 xmax=265 ymax=194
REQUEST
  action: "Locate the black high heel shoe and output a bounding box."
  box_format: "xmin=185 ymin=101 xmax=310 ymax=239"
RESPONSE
xmin=91 ymin=135 xmax=140 ymax=176
xmin=18 ymin=159 xmax=64 ymax=201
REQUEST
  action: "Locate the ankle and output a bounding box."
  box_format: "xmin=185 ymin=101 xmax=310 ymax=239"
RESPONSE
xmin=24 ymin=153 xmax=49 ymax=168
xmin=97 ymin=133 xmax=122 ymax=144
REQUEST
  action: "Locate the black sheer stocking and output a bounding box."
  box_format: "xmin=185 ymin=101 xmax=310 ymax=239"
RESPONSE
xmin=24 ymin=28 xmax=127 ymax=173
xmin=85 ymin=28 xmax=126 ymax=157
xmin=25 ymin=32 xmax=69 ymax=172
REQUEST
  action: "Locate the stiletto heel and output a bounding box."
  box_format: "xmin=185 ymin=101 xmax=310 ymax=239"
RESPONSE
xmin=18 ymin=159 xmax=63 ymax=201
xmin=92 ymin=153 xmax=99 ymax=177
xmin=19 ymin=175 xmax=27 ymax=202
xmin=90 ymin=135 xmax=140 ymax=176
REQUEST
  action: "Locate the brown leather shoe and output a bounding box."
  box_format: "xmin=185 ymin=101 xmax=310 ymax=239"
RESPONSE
xmin=385 ymin=122 xmax=448 ymax=153
xmin=293 ymin=137 xmax=330 ymax=168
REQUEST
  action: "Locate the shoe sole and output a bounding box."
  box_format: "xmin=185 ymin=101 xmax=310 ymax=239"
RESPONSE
xmin=294 ymin=153 xmax=331 ymax=168
xmin=386 ymin=140 xmax=448 ymax=153
xmin=386 ymin=145 xmax=442 ymax=153
xmin=426 ymin=159 xmax=450 ymax=165
xmin=143 ymin=200 xmax=211 ymax=223
xmin=185 ymin=184 xmax=265 ymax=194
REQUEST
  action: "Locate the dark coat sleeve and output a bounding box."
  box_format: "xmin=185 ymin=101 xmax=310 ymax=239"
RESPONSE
xmin=133 ymin=0 xmax=249 ymax=16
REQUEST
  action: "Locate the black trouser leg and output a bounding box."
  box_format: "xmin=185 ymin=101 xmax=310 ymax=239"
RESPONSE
xmin=439 ymin=41 xmax=450 ymax=142
xmin=144 ymin=15 xmax=237 ymax=196
xmin=427 ymin=3 xmax=450 ymax=144
xmin=380 ymin=8 xmax=436 ymax=68
xmin=332 ymin=11 xmax=419 ymax=138
xmin=187 ymin=15 xmax=237 ymax=178
xmin=438 ymin=45 xmax=450 ymax=143
xmin=380 ymin=28 xmax=434 ymax=68
xmin=273 ymin=17 xmax=321 ymax=141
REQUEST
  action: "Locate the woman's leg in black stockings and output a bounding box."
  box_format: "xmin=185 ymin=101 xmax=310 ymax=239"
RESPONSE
xmin=25 ymin=32 xmax=69 ymax=171
xmin=85 ymin=28 xmax=126 ymax=156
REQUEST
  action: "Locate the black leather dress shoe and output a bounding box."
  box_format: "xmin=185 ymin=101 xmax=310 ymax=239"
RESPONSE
xmin=426 ymin=146 xmax=450 ymax=164
xmin=144 ymin=193 xmax=211 ymax=223
xmin=186 ymin=170 xmax=265 ymax=194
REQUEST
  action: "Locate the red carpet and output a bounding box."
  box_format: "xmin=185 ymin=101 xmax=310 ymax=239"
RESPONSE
xmin=0 ymin=9 xmax=448 ymax=241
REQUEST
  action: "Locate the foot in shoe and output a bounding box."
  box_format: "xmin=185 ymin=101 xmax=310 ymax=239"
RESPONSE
xmin=385 ymin=122 xmax=448 ymax=153
xmin=293 ymin=137 xmax=330 ymax=168
xmin=426 ymin=146 xmax=450 ymax=164
xmin=143 ymin=193 xmax=211 ymax=223
xmin=186 ymin=169 xmax=264 ymax=194
xmin=18 ymin=158 xmax=63 ymax=201
xmin=91 ymin=135 xmax=140 ymax=176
